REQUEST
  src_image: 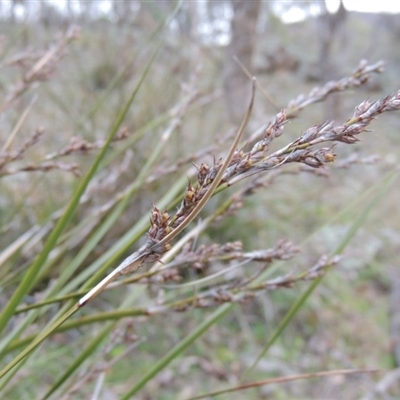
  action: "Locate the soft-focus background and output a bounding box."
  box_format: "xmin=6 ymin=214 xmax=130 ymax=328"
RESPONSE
xmin=1 ymin=1 xmax=399 ymax=399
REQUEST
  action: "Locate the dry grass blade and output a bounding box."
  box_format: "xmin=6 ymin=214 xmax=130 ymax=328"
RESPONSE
xmin=151 ymin=77 xmax=256 ymax=249
xmin=187 ymin=369 xmax=385 ymax=399
xmin=78 ymin=78 xmax=256 ymax=307
xmin=1 ymin=95 xmax=37 ymax=153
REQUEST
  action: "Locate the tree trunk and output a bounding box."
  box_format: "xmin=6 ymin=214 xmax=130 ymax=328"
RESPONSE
xmin=315 ymin=0 xmax=347 ymax=119
xmin=222 ymin=0 xmax=261 ymax=125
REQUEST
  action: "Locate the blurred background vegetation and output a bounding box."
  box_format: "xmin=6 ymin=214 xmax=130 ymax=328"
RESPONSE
xmin=0 ymin=1 xmax=399 ymax=399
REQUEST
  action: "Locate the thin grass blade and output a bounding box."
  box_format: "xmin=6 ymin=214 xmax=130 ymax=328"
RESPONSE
xmin=245 ymin=168 xmax=398 ymax=376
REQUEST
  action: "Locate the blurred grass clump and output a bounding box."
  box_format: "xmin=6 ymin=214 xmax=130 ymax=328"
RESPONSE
xmin=0 ymin=2 xmax=400 ymax=399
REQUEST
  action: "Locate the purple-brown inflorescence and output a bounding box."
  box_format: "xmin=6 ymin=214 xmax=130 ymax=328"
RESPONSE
xmin=146 ymin=207 xmax=172 ymax=259
xmin=79 ymin=61 xmax=399 ymax=308
xmin=140 ymin=87 xmax=400 ymax=263
xmin=286 ymin=60 xmax=384 ymax=117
